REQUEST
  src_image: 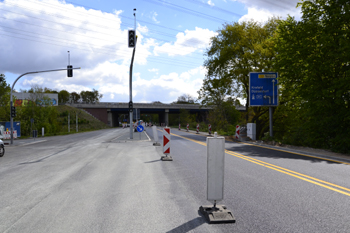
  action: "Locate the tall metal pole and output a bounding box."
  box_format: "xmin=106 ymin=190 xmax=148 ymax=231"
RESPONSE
xmin=68 ymin=113 xmax=70 ymax=133
xmin=76 ymin=111 xmax=78 ymax=132
xmin=129 ymin=9 xmax=137 ymax=139
xmin=269 ymin=107 xmax=273 ymax=137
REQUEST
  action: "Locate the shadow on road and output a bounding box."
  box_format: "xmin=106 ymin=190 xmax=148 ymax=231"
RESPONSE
xmin=166 ymin=216 xmax=206 ymax=233
xmin=144 ymin=159 xmax=161 ymax=163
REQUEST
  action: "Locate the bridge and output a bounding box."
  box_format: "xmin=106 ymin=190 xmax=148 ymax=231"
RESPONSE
xmin=67 ymin=102 xmax=245 ymax=127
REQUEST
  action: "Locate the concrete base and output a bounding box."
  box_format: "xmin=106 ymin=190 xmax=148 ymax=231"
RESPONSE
xmin=153 ymin=142 xmax=161 ymax=146
xmin=161 ymin=155 xmax=173 ymax=161
xmin=199 ymin=205 xmax=235 ymax=224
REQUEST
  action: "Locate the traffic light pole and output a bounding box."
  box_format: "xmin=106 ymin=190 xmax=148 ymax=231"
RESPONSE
xmin=129 ymin=37 xmax=137 ymax=139
xmin=9 ymin=67 xmax=80 ymax=144
xmin=129 ymin=9 xmax=137 ymax=139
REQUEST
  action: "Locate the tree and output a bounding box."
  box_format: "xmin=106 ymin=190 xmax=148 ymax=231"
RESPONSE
xmin=0 ymin=74 xmax=11 ymax=120
xmin=198 ymin=18 xmax=278 ymax=135
xmin=173 ymin=94 xmax=196 ymax=104
xmin=201 ymin=18 xmax=279 ymax=117
xmin=28 ymin=85 xmax=50 ymax=106
xmin=70 ymin=92 xmax=80 ymax=103
xmin=80 ymin=89 xmax=102 ymax=104
xmin=274 ymin=0 xmax=350 ymax=152
xmin=58 ymin=90 xmax=70 ymax=104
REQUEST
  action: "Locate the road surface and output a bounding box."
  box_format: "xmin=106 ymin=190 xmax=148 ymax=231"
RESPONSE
xmin=1 ymin=127 xmax=350 ymax=232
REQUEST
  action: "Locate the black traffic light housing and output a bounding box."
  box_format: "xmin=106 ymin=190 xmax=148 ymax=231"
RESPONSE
xmin=129 ymin=101 xmax=133 ymax=112
xmin=11 ymin=106 xmax=16 ymax=118
xmin=128 ymin=30 xmax=135 ymax=48
xmin=67 ymin=65 xmax=73 ymax=77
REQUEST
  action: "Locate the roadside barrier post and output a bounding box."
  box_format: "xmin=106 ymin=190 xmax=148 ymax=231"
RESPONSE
xmin=235 ymin=125 xmax=240 ymax=140
xmin=161 ymin=127 xmax=173 ymax=161
xmin=152 ymin=126 xmax=160 ymax=146
xmin=199 ymin=132 xmax=235 ymax=224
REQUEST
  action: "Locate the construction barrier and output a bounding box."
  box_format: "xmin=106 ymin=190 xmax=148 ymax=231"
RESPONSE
xmin=208 ymin=124 xmax=212 ymax=135
xmin=163 ymin=127 xmax=171 ymax=154
xmin=196 ymin=124 xmax=199 ymax=134
xmin=3 ymin=130 xmax=17 ymax=139
xmin=186 ymin=123 xmax=189 ymax=132
xmin=235 ymin=125 xmax=240 ymax=139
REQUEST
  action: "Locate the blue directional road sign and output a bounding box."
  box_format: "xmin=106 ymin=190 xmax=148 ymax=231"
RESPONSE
xmin=137 ymin=125 xmax=144 ymax=132
xmin=249 ymin=72 xmax=278 ymax=107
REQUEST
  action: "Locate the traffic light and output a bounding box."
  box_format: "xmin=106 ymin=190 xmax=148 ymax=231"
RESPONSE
xmin=129 ymin=101 xmax=133 ymax=112
xmin=128 ymin=30 xmax=135 ymax=48
xmin=11 ymin=106 xmax=16 ymax=118
xmin=67 ymin=65 xmax=73 ymax=77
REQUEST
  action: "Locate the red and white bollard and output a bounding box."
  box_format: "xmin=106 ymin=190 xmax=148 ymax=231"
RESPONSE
xmin=208 ymin=124 xmax=212 ymax=135
xmin=196 ymin=124 xmax=199 ymax=134
xmin=186 ymin=123 xmax=189 ymax=132
xmin=235 ymin=125 xmax=240 ymax=139
xmin=179 ymin=124 xmax=181 ymax=130
xmin=162 ymin=127 xmax=173 ymax=161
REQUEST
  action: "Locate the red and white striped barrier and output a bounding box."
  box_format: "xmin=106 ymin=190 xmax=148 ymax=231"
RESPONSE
xmin=186 ymin=123 xmax=189 ymax=132
xmin=3 ymin=130 xmax=17 ymax=139
xmin=196 ymin=124 xmax=199 ymax=134
xmin=178 ymin=124 xmax=181 ymax=130
xmin=208 ymin=124 xmax=212 ymax=135
xmin=163 ymin=127 xmax=171 ymax=155
xmin=235 ymin=125 xmax=240 ymax=139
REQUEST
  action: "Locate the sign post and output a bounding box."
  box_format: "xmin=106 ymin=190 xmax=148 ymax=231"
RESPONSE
xmin=249 ymin=72 xmax=278 ymax=137
xmin=137 ymin=124 xmax=144 ymax=140
xmin=152 ymin=126 xmax=160 ymax=146
xmin=199 ymin=132 xmax=235 ymax=224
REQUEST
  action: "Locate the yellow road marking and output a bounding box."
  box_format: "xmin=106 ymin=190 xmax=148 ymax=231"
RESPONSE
xmin=237 ymin=141 xmax=350 ymax=166
xmin=170 ymin=132 xmax=350 ymax=197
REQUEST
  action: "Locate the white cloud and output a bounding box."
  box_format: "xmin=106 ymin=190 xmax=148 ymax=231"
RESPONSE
xmin=239 ymin=7 xmax=273 ymax=23
xmin=151 ymin=11 xmax=160 ymax=24
xmin=0 ymin=0 xmax=209 ymax=103
xmin=208 ymin=0 xmax=215 ymax=6
xmin=236 ymin=0 xmax=302 ymax=22
xmin=154 ymin=27 xmax=217 ymax=56
xmin=148 ymin=68 xmax=159 ymax=72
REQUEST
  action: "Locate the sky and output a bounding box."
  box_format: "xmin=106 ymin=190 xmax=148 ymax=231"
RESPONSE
xmin=0 ymin=0 xmax=302 ymax=104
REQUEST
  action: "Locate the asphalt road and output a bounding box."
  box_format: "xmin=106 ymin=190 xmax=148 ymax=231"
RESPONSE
xmin=1 ymin=127 xmax=350 ymax=233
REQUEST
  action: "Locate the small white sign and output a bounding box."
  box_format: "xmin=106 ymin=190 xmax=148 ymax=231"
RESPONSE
xmin=207 ymin=136 xmax=225 ymax=202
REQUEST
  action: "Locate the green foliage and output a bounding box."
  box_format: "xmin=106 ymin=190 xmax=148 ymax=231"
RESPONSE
xmin=58 ymin=90 xmax=70 ymax=104
xmin=199 ymin=18 xmax=279 ymax=135
xmin=80 ymin=89 xmax=103 ymax=103
xmin=200 ymin=17 xmax=279 ymax=110
xmin=173 ymin=94 xmax=196 ymax=104
xmin=274 ymin=0 xmax=350 ymax=153
xmin=206 ymin=99 xmax=240 ymax=132
xmin=0 ymin=74 xmax=11 ymax=121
